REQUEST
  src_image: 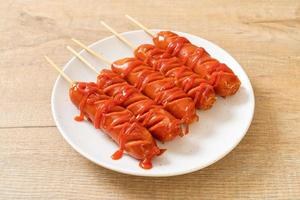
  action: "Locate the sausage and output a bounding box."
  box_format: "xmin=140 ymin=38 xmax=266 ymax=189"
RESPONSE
xmin=134 ymin=44 xmax=216 ymax=110
xmin=153 ymin=31 xmax=241 ymax=97
xmin=111 ymin=58 xmax=198 ymax=124
xmin=69 ymin=82 xmax=163 ymax=169
xmin=97 ymin=69 xmax=186 ymax=141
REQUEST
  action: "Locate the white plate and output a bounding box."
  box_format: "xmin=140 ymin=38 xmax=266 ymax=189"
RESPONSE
xmin=51 ymin=30 xmax=255 ymax=177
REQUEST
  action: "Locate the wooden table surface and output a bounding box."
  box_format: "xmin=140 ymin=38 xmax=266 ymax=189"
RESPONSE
xmin=1 ymin=0 xmax=299 ymax=199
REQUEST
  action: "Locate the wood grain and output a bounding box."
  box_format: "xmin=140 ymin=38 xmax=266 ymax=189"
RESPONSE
xmin=0 ymin=0 xmax=299 ymax=199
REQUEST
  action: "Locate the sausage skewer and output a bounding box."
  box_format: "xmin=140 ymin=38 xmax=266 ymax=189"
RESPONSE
xmin=71 ymin=39 xmax=198 ymax=124
xmin=45 ymin=56 xmax=163 ymax=169
xmin=67 ymin=46 xmax=186 ymax=141
xmin=125 ymin=15 xmax=241 ymax=97
xmin=100 ymin=21 xmax=216 ymax=110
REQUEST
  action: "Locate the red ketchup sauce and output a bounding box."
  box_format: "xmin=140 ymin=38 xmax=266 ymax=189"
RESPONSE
xmin=153 ymin=31 xmax=241 ymax=97
xmin=111 ymin=58 xmax=198 ymax=124
xmin=97 ymin=70 xmax=184 ymax=141
xmin=71 ymin=82 xmax=162 ymax=169
xmin=134 ymin=44 xmax=216 ymax=110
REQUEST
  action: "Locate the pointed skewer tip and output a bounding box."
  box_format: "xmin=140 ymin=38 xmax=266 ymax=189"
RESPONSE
xmin=44 ymin=56 xmax=74 ymax=84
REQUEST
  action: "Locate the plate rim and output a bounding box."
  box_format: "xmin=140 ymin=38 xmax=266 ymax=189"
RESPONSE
xmin=51 ymin=29 xmax=255 ymax=177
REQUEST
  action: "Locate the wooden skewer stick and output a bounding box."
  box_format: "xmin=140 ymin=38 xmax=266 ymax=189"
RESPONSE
xmin=71 ymin=38 xmax=112 ymax=65
xmin=66 ymin=46 xmax=99 ymax=74
xmin=100 ymin=21 xmax=136 ymax=50
xmin=67 ymin=46 xmax=99 ymax=75
xmin=125 ymin=15 xmax=154 ymax=38
xmin=44 ymin=56 xmax=74 ymax=84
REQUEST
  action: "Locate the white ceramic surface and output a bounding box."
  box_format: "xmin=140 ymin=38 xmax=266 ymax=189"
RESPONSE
xmin=51 ymin=30 xmax=255 ymax=177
